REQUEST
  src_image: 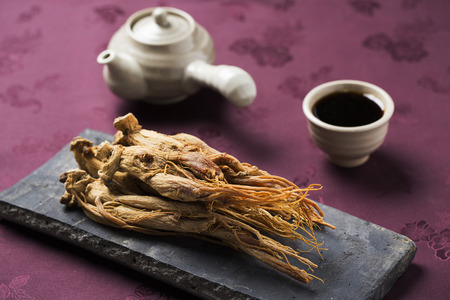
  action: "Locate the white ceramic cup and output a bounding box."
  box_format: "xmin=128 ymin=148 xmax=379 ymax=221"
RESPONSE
xmin=302 ymin=80 xmax=395 ymax=167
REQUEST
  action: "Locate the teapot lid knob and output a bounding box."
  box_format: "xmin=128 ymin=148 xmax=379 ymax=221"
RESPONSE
xmin=153 ymin=7 xmax=170 ymax=28
xmin=127 ymin=7 xmax=195 ymax=46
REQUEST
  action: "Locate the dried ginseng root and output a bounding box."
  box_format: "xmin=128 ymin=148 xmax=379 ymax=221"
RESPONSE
xmin=60 ymin=113 xmax=335 ymax=284
xmin=60 ymin=169 xmax=320 ymax=283
xmin=111 ymin=114 xmax=334 ymax=230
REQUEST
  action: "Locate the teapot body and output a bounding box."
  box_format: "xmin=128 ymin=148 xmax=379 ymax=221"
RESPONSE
xmin=100 ymin=7 xmax=215 ymax=104
xmin=98 ymin=7 xmax=256 ymax=107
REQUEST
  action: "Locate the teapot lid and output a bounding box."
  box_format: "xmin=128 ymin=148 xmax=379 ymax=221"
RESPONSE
xmin=127 ymin=7 xmax=195 ymax=45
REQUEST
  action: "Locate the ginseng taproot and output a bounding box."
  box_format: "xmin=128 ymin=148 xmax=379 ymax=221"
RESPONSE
xmin=60 ymin=113 xmax=334 ymax=284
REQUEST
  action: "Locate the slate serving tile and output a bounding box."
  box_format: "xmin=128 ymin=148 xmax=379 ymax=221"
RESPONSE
xmin=0 ymin=129 xmax=416 ymax=300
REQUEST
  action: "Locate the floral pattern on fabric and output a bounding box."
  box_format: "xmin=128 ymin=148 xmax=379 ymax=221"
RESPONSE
xmin=0 ymin=84 xmax=42 ymax=113
xmin=401 ymin=219 xmax=450 ymax=261
xmin=363 ymin=33 xmax=428 ymax=62
xmin=230 ymin=21 xmax=303 ymax=67
xmin=417 ymin=68 xmax=450 ymax=94
xmin=0 ymin=30 xmax=42 ymax=76
xmin=0 ymin=275 xmax=34 ymax=300
xmin=277 ymin=65 xmax=333 ymax=99
xmin=93 ymin=5 xmax=125 ymax=24
xmin=349 ymin=0 xmax=382 ymax=16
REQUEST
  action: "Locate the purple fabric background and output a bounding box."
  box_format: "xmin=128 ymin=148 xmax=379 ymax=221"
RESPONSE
xmin=1 ymin=0 xmax=449 ymax=299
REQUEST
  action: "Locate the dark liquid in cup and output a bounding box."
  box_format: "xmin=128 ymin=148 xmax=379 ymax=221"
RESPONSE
xmin=313 ymin=92 xmax=384 ymax=127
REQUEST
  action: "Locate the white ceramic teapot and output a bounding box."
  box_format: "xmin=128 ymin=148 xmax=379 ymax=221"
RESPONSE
xmin=97 ymin=7 xmax=256 ymax=107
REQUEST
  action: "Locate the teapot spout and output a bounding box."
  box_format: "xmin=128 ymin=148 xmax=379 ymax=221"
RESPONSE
xmin=97 ymin=50 xmax=147 ymax=100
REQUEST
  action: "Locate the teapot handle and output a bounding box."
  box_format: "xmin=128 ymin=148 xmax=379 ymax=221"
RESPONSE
xmin=183 ymin=60 xmax=256 ymax=107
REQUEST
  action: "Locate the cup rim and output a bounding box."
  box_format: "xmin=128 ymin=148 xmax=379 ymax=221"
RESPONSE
xmin=302 ymin=80 xmax=395 ymax=132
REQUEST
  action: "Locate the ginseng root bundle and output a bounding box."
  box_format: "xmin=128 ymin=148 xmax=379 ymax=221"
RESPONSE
xmin=59 ymin=113 xmax=334 ymax=284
